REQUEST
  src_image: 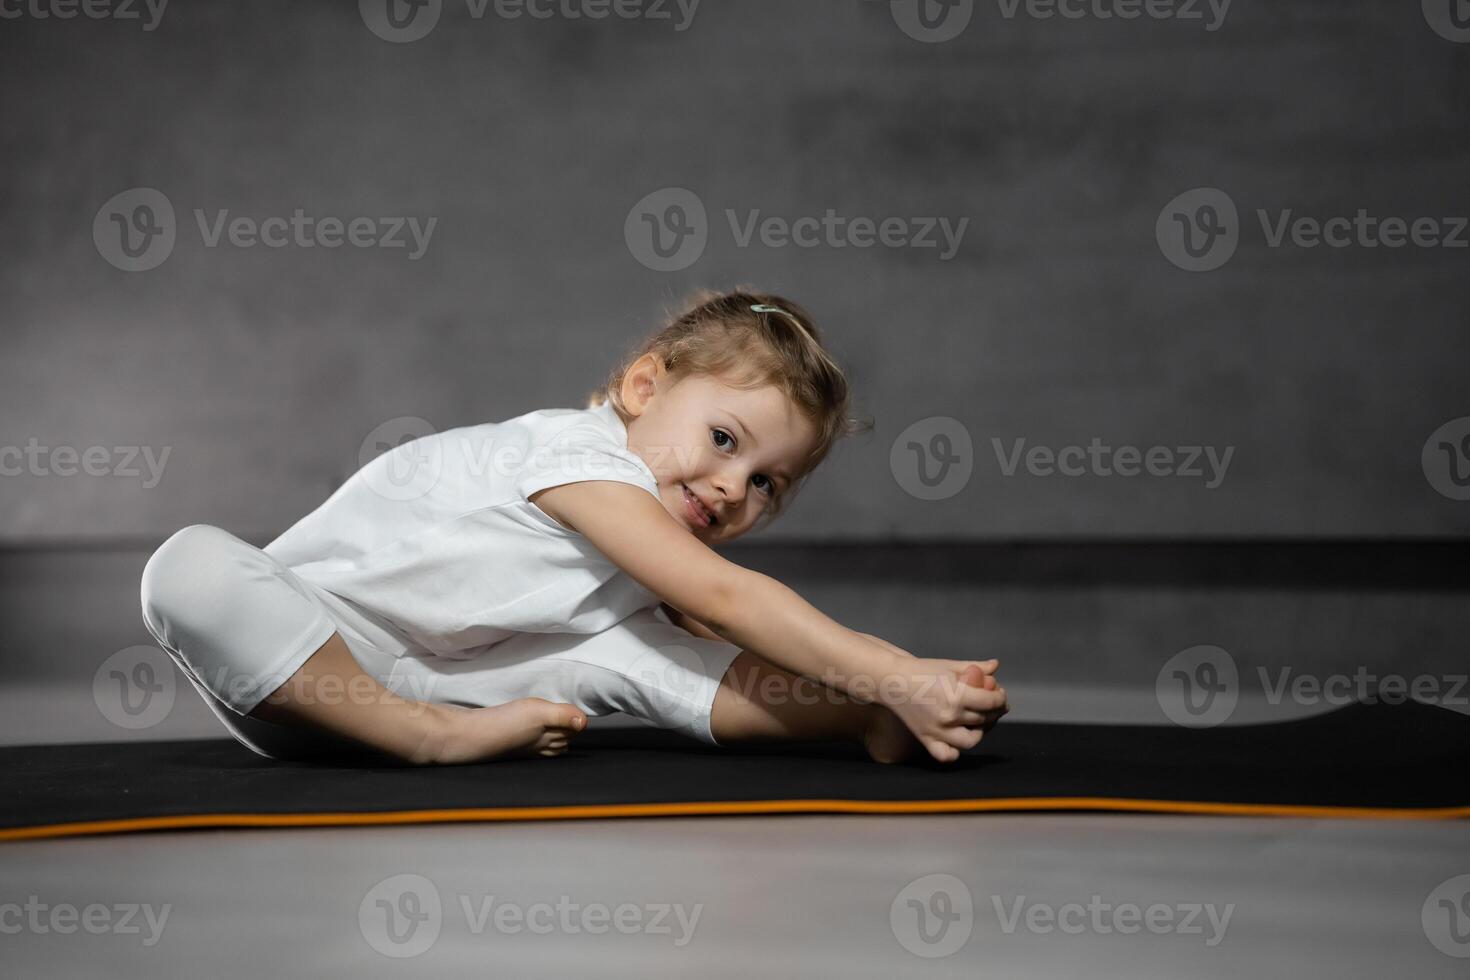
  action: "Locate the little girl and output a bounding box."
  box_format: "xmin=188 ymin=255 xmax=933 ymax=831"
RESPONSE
xmin=139 ymin=289 xmax=1009 ymax=767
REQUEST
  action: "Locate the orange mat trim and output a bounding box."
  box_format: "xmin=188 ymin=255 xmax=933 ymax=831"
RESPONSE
xmin=4 ymin=796 xmax=1469 ymax=842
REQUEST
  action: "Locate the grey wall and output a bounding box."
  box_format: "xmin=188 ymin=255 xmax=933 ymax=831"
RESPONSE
xmin=2 ymin=0 xmax=1467 ymax=545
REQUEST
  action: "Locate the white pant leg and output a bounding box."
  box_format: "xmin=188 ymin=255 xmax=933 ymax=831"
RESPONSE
xmin=141 ymin=524 xmax=747 ymax=754
xmin=139 ymin=524 xmax=402 ymax=760
xmin=385 ymin=605 xmax=746 ymax=746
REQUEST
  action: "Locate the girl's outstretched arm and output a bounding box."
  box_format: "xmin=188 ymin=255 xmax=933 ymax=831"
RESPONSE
xmin=535 ymin=481 xmax=1007 ymax=761
xmin=531 ymin=481 xmax=975 ymax=698
xmin=663 ymin=600 xmax=934 ymax=669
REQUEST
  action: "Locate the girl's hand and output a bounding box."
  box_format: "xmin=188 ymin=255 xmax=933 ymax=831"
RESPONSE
xmin=874 ymin=657 xmax=1008 ymax=763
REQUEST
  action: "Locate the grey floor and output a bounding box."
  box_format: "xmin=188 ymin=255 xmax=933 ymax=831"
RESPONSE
xmin=2 ymin=547 xmax=1467 ymax=977
xmin=2 ymin=812 xmax=1467 ymax=977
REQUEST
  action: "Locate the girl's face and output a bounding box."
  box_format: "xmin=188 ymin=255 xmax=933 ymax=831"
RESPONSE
xmin=620 ymin=356 xmax=819 ymax=544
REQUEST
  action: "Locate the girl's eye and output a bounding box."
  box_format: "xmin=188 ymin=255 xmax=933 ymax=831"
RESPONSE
xmin=713 ymin=429 xmax=776 ymax=498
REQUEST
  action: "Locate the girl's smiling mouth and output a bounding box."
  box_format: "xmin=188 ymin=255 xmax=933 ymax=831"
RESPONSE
xmin=682 ymin=483 xmax=715 ymax=528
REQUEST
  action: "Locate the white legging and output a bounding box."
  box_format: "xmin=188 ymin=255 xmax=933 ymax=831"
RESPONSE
xmin=138 ymin=524 xmax=745 ymax=760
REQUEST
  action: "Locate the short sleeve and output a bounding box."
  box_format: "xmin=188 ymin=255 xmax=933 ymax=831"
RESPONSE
xmin=512 ymin=422 xmax=661 ymax=504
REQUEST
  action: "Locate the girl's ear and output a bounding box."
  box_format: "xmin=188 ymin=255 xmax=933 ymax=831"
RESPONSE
xmin=621 ymin=353 xmax=668 ymax=415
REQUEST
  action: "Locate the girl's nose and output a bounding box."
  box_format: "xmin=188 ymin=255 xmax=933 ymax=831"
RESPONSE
xmin=715 ymin=475 xmax=746 ymax=510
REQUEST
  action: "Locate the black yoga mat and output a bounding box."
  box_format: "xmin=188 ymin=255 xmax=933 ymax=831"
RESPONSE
xmin=3 ymin=700 xmax=1467 ymax=841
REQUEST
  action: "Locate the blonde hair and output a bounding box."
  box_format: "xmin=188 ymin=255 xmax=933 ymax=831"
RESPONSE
xmin=587 ymin=287 xmax=872 ymax=526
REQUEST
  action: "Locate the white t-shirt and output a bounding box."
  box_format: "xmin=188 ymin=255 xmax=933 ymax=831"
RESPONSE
xmin=263 ymin=399 xmax=665 ymax=659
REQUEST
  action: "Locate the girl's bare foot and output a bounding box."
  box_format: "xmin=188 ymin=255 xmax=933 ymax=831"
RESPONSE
xmin=437 ymin=698 xmax=587 ymax=765
xmin=862 ymin=703 xmax=923 ymax=764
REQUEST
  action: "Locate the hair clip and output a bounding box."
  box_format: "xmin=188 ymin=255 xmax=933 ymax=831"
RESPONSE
xmin=751 ymin=303 xmax=801 ymax=324
xmin=751 ymin=303 xmax=813 ymax=339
